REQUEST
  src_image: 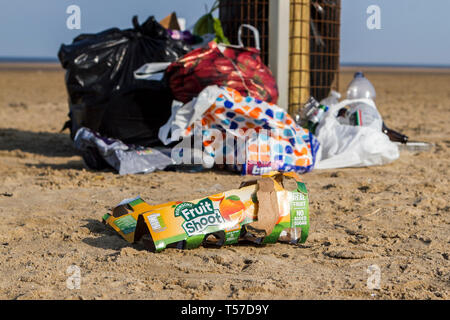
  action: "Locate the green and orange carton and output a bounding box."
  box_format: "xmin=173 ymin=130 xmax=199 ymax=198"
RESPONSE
xmin=103 ymin=171 xmax=309 ymax=252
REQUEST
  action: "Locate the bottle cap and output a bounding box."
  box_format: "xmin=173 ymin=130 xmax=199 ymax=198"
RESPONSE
xmin=354 ymin=71 xmax=365 ymax=78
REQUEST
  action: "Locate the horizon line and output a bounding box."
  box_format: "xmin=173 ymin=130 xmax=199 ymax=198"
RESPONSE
xmin=0 ymin=57 xmax=450 ymax=69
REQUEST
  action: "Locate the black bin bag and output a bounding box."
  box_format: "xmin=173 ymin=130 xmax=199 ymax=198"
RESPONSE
xmin=58 ymin=16 xmax=189 ymax=146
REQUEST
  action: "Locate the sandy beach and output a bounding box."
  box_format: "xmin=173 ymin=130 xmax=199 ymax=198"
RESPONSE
xmin=0 ymin=64 xmax=448 ymax=300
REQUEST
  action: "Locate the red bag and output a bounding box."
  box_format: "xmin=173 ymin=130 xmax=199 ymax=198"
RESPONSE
xmin=165 ymin=24 xmax=278 ymax=104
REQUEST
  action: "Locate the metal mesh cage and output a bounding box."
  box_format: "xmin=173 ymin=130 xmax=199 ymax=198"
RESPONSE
xmin=310 ymin=0 xmax=341 ymax=102
xmin=218 ymin=0 xmax=270 ymax=64
xmin=218 ymin=0 xmax=341 ymax=111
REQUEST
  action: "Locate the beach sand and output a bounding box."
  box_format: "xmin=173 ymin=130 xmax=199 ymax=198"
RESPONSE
xmin=0 ymin=65 xmax=448 ymax=300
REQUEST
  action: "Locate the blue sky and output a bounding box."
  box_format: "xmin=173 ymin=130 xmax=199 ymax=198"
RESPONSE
xmin=0 ymin=0 xmax=449 ymax=66
xmin=340 ymin=0 xmax=450 ymax=66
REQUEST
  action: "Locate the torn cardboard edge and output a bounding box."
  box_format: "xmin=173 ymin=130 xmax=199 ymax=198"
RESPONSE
xmin=159 ymin=12 xmax=181 ymax=31
xmin=103 ymin=171 xmax=309 ymax=252
xmin=247 ymin=177 xmax=280 ymax=236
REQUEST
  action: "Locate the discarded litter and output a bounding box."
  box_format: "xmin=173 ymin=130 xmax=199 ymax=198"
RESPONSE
xmin=159 ymin=85 xmax=318 ymax=175
xmin=58 ymin=16 xmax=188 ymax=146
xmin=346 ymin=71 xmax=377 ymax=100
xmin=74 ymin=127 xmax=174 ymax=175
xmin=335 ymin=72 xmax=383 ymax=130
xmin=167 ymin=29 xmax=200 ymax=45
xmin=312 ymin=96 xmax=399 ymax=169
xmin=303 ymin=72 xmax=404 ymax=169
xmin=164 ymin=25 xmax=278 ymax=104
xmin=103 ymin=172 xmax=310 ymax=252
xmin=344 ymin=72 xmax=409 ymax=143
xmin=297 ymin=97 xmax=329 ymax=134
xmin=159 ymin=12 xmax=182 ymax=31
xmin=395 ymin=141 xmax=434 ymax=153
xmin=382 ymin=123 xmax=409 ymax=144
xmin=193 ymin=0 xmax=229 ymax=45
xmin=57 ymin=7 xmax=413 ymax=176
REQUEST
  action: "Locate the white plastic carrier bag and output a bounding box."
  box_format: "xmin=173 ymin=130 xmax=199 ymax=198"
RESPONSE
xmin=315 ymin=98 xmax=399 ymax=169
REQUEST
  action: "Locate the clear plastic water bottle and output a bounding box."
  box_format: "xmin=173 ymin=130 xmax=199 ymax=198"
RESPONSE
xmin=346 ymin=71 xmax=376 ymax=100
xmin=336 ymin=102 xmax=382 ymax=129
xmin=345 ymin=72 xmax=410 ymax=142
xmin=338 ymin=72 xmax=382 ymax=129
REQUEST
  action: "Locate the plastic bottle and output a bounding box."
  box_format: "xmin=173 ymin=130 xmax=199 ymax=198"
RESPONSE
xmin=339 ymin=72 xmax=381 ymax=128
xmin=308 ymin=104 xmax=328 ymax=134
xmin=346 ymin=71 xmax=376 ymax=100
xmin=278 ymin=228 xmax=303 ymax=244
xmin=320 ymin=90 xmax=341 ymax=108
xmin=336 ymin=101 xmax=382 ymax=129
xmin=297 ymin=97 xmax=328 ymax=134
xmin=296 ymin=97 xmax=319 ymax=128
xmin=344 ymin=103 xmax=382 ymax=128
xmin=345 ymin=72 xmax=409 ymax=142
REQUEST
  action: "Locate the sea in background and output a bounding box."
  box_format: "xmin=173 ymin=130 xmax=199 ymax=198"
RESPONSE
xmin=1 ymin=57 xmax=450 ymax=70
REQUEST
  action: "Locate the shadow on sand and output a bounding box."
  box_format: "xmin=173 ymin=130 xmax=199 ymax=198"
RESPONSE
xmin=81 ymin=219 xmax=133 ymax=251
xmin=0 ymin=128 xmax=77 ymax=157
xmin=81 ymin=218 xmax=148 ymax=252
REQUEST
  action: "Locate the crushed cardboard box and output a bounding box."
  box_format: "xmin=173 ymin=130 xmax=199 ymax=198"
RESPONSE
xmin=103 ymin=172 xmax=310 ymax=252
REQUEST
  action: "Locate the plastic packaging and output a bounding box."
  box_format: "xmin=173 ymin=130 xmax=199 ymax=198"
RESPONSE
xmin=159 ymin=85 xmax=318 ymax=175
xmin=320 ymin=90 xmax=341 ymax=108
xmin=339 ymin=72 xmax=383 ymax=129
xmin=337 ymin=102 xmax=383 ymax=130
xmin=296 ymin=97 xmax=329 ymax=134
xmin=103 ymin=172 xmax=310 ymax=252
xmin=346 ymin=71 xmax=376 ymax=100
xmin=74 ymin=127 xmax=174 ymax=175
xmin=133 ymin=62 xmax=172 ymax=81
xmin=167 ymin=30 xmax=201 ymax=45
xmin=164 ymin=25 xmax=278 ymax=104
xmin=315 ymin=98 xmax=399 ymax=169
xmin=58 ymin=16 xmax=188 ymax=146
xmin=346 ymin=72 xmax=410 ymax=143
xmin=395 ymin=141 xmax=433 ymax=153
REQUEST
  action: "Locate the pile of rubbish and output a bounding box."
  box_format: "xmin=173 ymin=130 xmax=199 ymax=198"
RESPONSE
xmin=56 ymin=5 xmax=433 ymax=252
xmin=58 ymin=8 xmax=418 ymax=177
xmin=304 ymin=72 xmax=403 ymax=170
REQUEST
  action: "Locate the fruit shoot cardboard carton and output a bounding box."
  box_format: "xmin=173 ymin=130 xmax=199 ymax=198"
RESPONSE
xmin=103 ymin=172 xmax=309 ymax=252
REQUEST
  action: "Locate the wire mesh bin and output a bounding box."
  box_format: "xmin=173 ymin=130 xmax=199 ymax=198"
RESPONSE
xmin=218 ymin=0 xmax=341 ymax=113
xmin=310 ymin=0 xmax=341 ymax=102
xmin=218 ymin=0 xmax=270 ymax=65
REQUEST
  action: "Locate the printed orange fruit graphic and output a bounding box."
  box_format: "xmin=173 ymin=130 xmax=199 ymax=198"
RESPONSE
xmin=219 ymin=195 xmax=246 ymax=221
xmin=208 ymin=193 xmax=225 ymax=202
